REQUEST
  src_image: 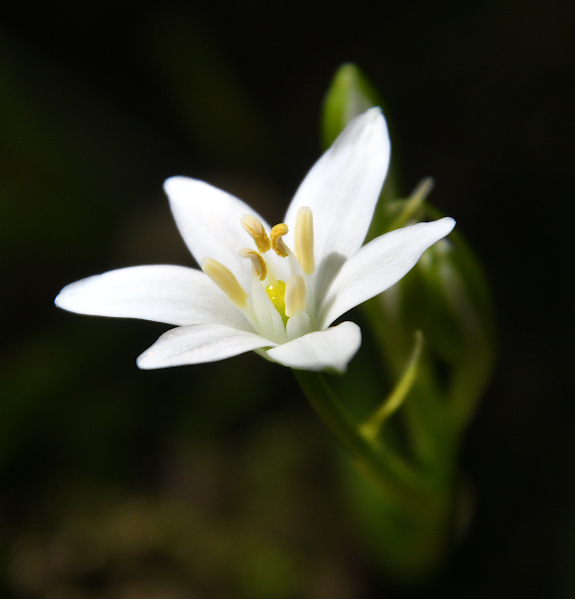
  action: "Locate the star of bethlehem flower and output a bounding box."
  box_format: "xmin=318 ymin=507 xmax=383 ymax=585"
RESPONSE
xmin=55 ymin=108 xmax=455 ymax=373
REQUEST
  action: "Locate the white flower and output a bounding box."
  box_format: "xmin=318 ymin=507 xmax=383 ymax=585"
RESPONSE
xmin=55 ymin=108 xmax=455 ymax=373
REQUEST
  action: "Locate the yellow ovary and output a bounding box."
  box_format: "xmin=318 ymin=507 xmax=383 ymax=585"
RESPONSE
xmin=266 ymin=281 xmax=287 ymax=325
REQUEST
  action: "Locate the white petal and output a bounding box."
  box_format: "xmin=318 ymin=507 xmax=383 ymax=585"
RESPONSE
xmin=286 ymin=309 xmax=311 ymax=341
xmin=283 ymin=108 xmax=390 ymax=266
xmin=55 ymin=265 xmax=252 ymax=330
xmin=320 ymin=217 xmax=456 ymax=328
xmin=266 ymin=321 xmax=362 ymax=373
xmin=164 ymin=176 xmax=271 ymax=290
xmin=137 ymin=324 xmax=275 ymax=369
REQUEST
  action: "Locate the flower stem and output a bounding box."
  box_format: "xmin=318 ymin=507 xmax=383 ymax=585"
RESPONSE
xmin=293 ymin=367 xmax=456 ymax=582
xmin=293 ymin=369 xmax=421 ymax=504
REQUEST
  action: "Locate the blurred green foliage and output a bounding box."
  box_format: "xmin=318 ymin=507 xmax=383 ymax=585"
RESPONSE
xmin=315 ymin=64 xmax=497 ymax=584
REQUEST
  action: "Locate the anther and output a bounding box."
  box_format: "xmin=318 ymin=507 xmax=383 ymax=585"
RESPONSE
xmin=241 ymin=215 xmax=270 ymax=253
xmin=201 ymin=258 xmax=248 ymax=308
xmin=294 ymin=206 xmax=315 ymax=275
xmin=270 ymin=223 xmax=289 ymax=257
xmin=285 ymin=275 xmax=306 ymax=317
xmin=238 ymin=248 xmax=267 ymax=281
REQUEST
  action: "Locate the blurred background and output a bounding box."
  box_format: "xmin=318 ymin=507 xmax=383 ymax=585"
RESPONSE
xmin=1 ymin=0 xmax=574 ymax=597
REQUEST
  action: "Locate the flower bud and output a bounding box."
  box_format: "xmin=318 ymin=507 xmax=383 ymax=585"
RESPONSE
xmin=321 ymin=63 xmax=400 ymax=239
xmin=321 ymin=63 xmax=381 ymax=149
xmin=376 ymin=226 xmax=496 ymax=424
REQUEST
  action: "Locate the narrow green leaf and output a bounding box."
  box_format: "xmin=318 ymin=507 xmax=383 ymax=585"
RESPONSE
xmin=360 ymin=331 xmax=424 ymax=443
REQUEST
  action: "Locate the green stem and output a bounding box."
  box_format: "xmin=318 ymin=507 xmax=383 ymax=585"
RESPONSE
xmin=293 ymin=369 xmax=422 ymax=504
xmin=294 ymin=368 xmax=456 ymax=582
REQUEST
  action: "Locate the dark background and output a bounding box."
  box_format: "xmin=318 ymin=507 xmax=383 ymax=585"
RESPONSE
xmin=1 ymin=1 xmax=574 ymax=597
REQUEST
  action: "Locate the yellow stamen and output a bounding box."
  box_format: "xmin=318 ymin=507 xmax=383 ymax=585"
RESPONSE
xmin=240 ymin=215 xmax=270 ymax=253
xmin=270 ymin=223 xmax=289 ymax=257
xmin=285 ymin=275 xmax=306 ymax=317
xmin=294 ymin=206 xmax=315 ymax=275
xmin=266 ymin=280 xmax=287 ymax=325
xmin=201 ymin=257 xmax=248 ymax=308
xmin=238 ymin=248 xmax=267 ymax=281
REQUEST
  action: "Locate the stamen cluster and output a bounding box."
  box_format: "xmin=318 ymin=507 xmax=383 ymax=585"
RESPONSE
xmin=200 ymin=206 xmax=316 ymax=341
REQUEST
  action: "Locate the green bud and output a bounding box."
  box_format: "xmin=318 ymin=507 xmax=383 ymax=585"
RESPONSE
xmin=322 ymin=63 xmax=400 ymax=239
xmin=375 ymin=220 xmax=496 ymax=427
xmin=320 ymin=63 xmax=497 ymax=582
xmin=354 ymin=225 xmax=496 ymax=581
xmin=321 ymin=63 xmax=381 ymax=150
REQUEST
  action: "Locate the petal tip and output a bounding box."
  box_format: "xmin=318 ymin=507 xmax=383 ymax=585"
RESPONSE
xmin=163 ymin=175 xmax=190 ymax=197
xmin=359 ymin=106 xmax=387 ymax=133
xmin=364 ymin=105 xmax=383 ymax=120
xmin=351 ymin=106 xmax=387 ymax=135
xmin=439 ymin=216 xmax=456 ymax=235
xmin=53 ymin=284 xmax=76 ymax=312
xmin=135 ymin=351 xmax=154 ymax=370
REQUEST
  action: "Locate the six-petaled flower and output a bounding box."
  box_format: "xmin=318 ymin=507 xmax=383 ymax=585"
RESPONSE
xmin=55 ymin=108 xmax=455 ymax=373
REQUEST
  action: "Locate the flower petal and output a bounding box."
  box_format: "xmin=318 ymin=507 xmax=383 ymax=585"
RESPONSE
xmin=55 ymin=265 xmax=252 ymax=330
xmin=286 ymin=309 xmax=311 ymax=341
xmin=283 ymin=108 xmax=390 ymax=265
xmin=137 ymin=324 xmax=275 ymax=369
xmin=266 ymin=321 xmax=361 ymax=373
xmin=164 ymin=176 xmax=271 ymax=289
xmin=320 ymin=217 xmax=456 ymax=328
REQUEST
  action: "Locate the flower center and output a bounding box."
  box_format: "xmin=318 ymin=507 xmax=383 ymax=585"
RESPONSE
xmin=201 ymin=206 xmax=315 ymax=336
xmin=266 ymin=281 xmax=287 ymax=325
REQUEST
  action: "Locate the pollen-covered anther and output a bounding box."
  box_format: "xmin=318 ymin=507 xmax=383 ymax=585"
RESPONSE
xmin=285 ymin=275 xmax=306 ymax=318
xmin=240 ymin=215 xmax=271 ymax=253
xmin=270 ymin=223 xmax=289 ymax=257
xmin=201 ymin=257 xmax=248 ymax=308
xmin=294 ymin=206 xmax=315 ymax=275
xmin=238 ymin=248 xmax=267 ymax=281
